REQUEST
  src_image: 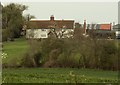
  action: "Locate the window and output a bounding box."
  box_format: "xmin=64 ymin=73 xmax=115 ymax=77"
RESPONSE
xmin=41 ymin=29 xmax=46 ymax=31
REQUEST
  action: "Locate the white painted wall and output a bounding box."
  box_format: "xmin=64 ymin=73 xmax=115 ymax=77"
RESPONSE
xmin=26 ymin=29 xmax=49 ymax=39
xmin=26 ymin=28 xmax=74 ymax=39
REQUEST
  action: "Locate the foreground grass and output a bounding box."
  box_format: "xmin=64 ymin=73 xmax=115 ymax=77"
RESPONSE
xmin=2 ymin=68 xmax=118 ymax=83
xmin=2 ymin=37 xmax=28 ymax=66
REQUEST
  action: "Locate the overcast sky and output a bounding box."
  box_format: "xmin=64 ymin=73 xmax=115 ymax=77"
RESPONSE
xmin=2 ymin=2 xmax=118 ymax=24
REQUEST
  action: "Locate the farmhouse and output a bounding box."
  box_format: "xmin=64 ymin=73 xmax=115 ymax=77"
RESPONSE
xmin=26 ymin=15 xmax=74 ymax=39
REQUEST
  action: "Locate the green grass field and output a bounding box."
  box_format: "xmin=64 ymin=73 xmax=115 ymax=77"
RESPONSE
xmin=2 ymin=37 xmax=28 ymax=66
xmin=2 ymin=38 xmax=119 ymax=83
xmin=2 ymin=68 xmax=118 ymax=83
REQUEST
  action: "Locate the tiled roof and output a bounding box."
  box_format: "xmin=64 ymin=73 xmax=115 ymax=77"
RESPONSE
xmin=100 ymin=24 xmax=111 ymax=30
xmin=28 ymin=20 xmax=74 ymax=29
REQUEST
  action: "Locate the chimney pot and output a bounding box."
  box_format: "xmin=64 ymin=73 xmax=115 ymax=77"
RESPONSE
xmin=50 ymin=15 xmax=54 ymax=21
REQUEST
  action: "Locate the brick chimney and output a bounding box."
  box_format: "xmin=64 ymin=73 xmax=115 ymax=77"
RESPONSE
xmin=110 ymin=23 xmax=112 ymax=30
xmin=84 ymin=20 xmax=86 ymax=34
xmin=50 ymin=15 xmax=54 ymax=21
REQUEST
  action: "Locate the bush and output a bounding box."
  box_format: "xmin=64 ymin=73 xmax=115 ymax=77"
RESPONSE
xmin=21 ymin=30 xmax=119 ymax=70
xmin=99 ymin=40 xmax=118 ymax=70
xmin=2 ymin=29 xmax=10 ymax=41
xmin=21 ymin=40 xmax=42 ymax=67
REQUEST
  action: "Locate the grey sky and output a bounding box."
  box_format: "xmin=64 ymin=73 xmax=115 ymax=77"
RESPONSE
xmin=3 ymin=2 xmax=118 ymax=24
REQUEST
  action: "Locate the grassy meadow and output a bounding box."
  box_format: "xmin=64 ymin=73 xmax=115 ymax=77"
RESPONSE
xmin=2 ymin=37 xmax=28 ymax=66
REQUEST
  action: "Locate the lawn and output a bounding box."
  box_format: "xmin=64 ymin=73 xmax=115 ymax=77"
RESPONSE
xmin=2 ymin=37 xmax=28 ymax=66
xmin=2 ymin=68 xmax=118 ymax=83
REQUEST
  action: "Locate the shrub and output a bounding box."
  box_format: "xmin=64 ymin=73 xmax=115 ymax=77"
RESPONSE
xmin=2 ymin=29 xmax=10 ymax=41
xmin=21 ymin=30 xmax=119 ymax=70
xmin=21 ymin=40 xmax=42 ymax=67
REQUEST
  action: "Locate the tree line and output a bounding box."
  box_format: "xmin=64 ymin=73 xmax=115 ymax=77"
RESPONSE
xmin=2 ymin=3 xmax=35 ymax=41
